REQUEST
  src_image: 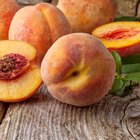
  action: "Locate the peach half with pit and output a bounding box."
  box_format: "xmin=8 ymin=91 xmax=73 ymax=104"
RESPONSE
xmin=9 ymin=2 xmax=71 ymax=64
xmin=0 ymin=40 xmax=42 ymax=102
xmin=41 ymin=33 xmax=116 ymax=106
xmin=92 ymin=21 xmax=140 ymax=57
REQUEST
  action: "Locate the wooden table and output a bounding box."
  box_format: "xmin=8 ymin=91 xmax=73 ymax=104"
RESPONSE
xmin=0 ymin=84 xmax=139 ymax=140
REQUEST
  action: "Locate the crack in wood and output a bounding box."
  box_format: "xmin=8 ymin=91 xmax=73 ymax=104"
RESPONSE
xmin=135 ymin=0 xmax=140 ymax=16
xmin=121 ymin=101 xmax=136 ymax=140
xmin=0 ymin=103 xmax=9 ymax=125
xmin=126 ymin=124 xmax=137 ymax=140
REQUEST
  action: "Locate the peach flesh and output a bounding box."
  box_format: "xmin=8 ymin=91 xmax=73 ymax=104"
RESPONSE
xmin=100 ymin=29 xmax=140 ymax=40
xmin=41 ymin=33 xmax=116 ymax=106
xmin=92 ymin=22 xmax=140 ymax=57
xmin=101 ymin=29 xmax=140 ymax=56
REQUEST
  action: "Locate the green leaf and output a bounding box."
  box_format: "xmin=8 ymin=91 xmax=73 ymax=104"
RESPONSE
xmin=114 ymin=16 xmax=140 ymax=21
xmin=115 ymin=80 xmax=130 ymax=97
xmin=126 ymin=72 xmax=140 ymax=83
xmin=112 ymin=51 xmax=122 ymax=74
xmin=110 ymin=78 xmax=124 ymax=93
xmin=122 ymin=54 xmax=140 ymax=64
xmin=122 ymin=63 xmax=140 ymax=73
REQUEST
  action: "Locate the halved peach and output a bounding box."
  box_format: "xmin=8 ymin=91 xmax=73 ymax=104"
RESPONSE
xmin=92 ymin=22 xmax=140 ymax=57
xmin=0 ymin=40 xmax=42 ymax=102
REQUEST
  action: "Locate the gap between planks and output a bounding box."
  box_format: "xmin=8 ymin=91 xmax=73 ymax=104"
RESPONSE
xmin=0 ymin=103 xmax=9 ymax=124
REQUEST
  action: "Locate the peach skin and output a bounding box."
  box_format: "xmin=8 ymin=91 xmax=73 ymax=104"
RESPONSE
xmin=41 ymin=33 xmax=116 ymax=106
xmin=9 ymin=3 xmax=71 ymax=64
xmin=57 ymin=0 xmax=116 ymax=33
xmin=0 ymin=0 xmax=20 ymax=40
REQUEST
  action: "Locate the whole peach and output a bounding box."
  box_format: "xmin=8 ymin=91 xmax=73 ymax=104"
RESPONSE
xmin=57 ymin=0 xmax=116 ymax=33
xmin=9 ymin=3 xmax=71 ymax=64
xmin=0 ymin=0 xmax=20 ymax=40
xmin=41 ymin=33 xmax=116 ymax=106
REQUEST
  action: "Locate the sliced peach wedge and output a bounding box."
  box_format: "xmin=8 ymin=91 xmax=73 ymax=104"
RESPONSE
xmin=0 ymin=40 xmax=42 ymax=102
xmin=92 ymin=22 xmax=140 ymax=57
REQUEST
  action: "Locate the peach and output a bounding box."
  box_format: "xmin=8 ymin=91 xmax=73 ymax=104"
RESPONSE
xmin=9 ymin=3 xmax=71 ymax=64
xmin=57 ymin=0 xmax=116 ymax=33
xmin=92 ymin=21 xmax=140 ymax=57
xmin=0 ymin=40 xmax=42 ymax=102
xmin=0 ymin=0 xmax=20 ymax=40
xmin=41 ymin=33 xmax=115 ymax=106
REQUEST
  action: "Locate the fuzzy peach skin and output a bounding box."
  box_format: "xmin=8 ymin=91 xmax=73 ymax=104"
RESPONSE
xmin=41 ymin=33 xmax=116 ymax=106
xmin=57 ymin=0 xmax=116 ymax=33
xmin=92 ymin=22 xmax=140 ymax=57
xmin=0 ymin=0 xmax=20 ymax=40
xmin=9 ymin=3 xmax=71 ymax=64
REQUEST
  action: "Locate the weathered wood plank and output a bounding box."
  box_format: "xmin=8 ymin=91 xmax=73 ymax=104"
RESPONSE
xmin=0 ymin=103 xmax=8 ymax=124
xmin=17 ymin=0 xmax=51 ymax=5
xmin=0 ymin=84 xmax=139 ymax=140
xmin=114 ymin=0 xmax=139 ymax=16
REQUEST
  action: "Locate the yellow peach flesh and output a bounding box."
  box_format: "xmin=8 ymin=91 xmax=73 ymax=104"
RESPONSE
xmin=92 ymin=22 xmax=140 ymax=49
xmin=0 ymin=40 xmax=36 ymax=61
xmin=0 ymin=65 xmax=42 ymax=102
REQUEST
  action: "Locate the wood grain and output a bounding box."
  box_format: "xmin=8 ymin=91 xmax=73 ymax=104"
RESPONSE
xmin=114 ymin=0 xmax=139 ymax=16
xmin=17 ymin=0 xmax=51 ymax=5
xmin=51 ymin=0 xmax=58 ymax=5
xmin=0 ymin=84 xmax=139 ymax=140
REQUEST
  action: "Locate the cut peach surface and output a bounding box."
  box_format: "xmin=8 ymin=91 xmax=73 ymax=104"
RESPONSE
xmin=0 ymin=40 xmax=42 ymax=102
xmin=92 ymin=22 xmax=140 ymax=57
xmin=0 ymin=40 xmax=36 ymax=60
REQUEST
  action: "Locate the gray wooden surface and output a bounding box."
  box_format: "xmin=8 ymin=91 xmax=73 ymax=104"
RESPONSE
xmin=0 ymin=84 xmax=140 ymax=140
